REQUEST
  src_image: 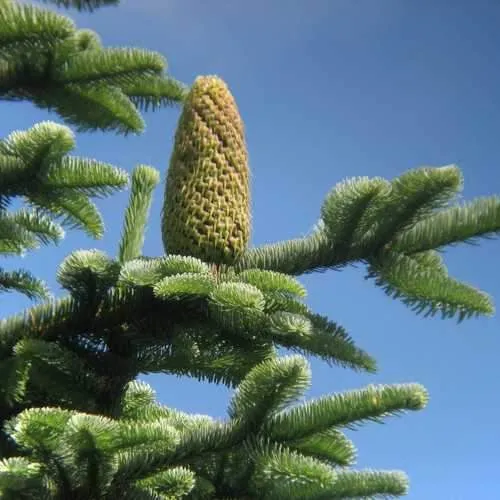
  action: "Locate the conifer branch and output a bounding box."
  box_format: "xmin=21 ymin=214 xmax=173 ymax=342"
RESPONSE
xmin=0 ymin=457 xmax=49 ymax=498
xmin=228 ymin=356 xmax=311 ymax=426
xmin=0 ymin=2 xmax=74 ymax=57
xmin=236 ymin=225 xmax=341 ymax=276
xmin=249 ymin=445 xmax=337 ymax=499
xmin=367 ymin=251 xmax=494 ymax=321
xmin=361 ymin=165 xmax=463 ymax=250
xmin=118 ymin=166 xmax=160 ymax=264
xmin=0 ymin=268 xmax=49 ymax=299
xmin=282 ymin=313 xmax=378 ymax=373
xmin=124 ymin=75 xmax=188 ymax=112
xmin=13 ymin=338 xmax=103 ymax=412
xmin=54 ymin=48 xmax=166 ymax=87
xmin=0 ymin=277 xmax=374 ymax=380
xmin=0 ymin=212 xmax=40 ymax=255
xmin=266 ymin=383 xmax=428 ymax=442
xmin=0 ymin=354 xmax=31 ymax=406
xmin=0 ymin=122 xmax=126 ymax=299
xmin=46 ymin=157 xmax=129 ymax=197
xmin=0 ymin=2 xmax=185 ymax=134
xmin=393 ymin=196 xmax=500 ymax=254
xmin=137 ymin=340 xmax=276 ymax=389
xmin=135 ymin=467 xmax=195 ymax=499
xmin=0 ymin=368 xmax=431 ymax=498
xmin=288 ymin=428 xmax=356 ymax=467
xmin=30 ymin=191 xmax=105 ymax=238
xmin=331 ymin=470 xmax=409 ymax=498
xmin=8 ymin=210 xmax=64 ymax=246
xmin=0 ymin=122 xmax=128 ymax=239
xmin=321 ymin=176 xmax=390 ymax=259
xmin=57 ymin=249 xmax=120 ymax=297
xmin=118 ymin=255 xmax=210 ymax=287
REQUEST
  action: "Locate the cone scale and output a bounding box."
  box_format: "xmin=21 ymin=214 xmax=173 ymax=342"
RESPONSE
xmin=162 ymin=76 xmax=250 ymax=265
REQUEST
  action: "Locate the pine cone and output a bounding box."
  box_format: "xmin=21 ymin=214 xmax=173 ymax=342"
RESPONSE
xmin=162 ymin=75 xmax=250 ymax=265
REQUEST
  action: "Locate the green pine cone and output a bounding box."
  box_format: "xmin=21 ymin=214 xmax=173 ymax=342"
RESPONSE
xmin=162 ymin=75 xmax=251 ymax=265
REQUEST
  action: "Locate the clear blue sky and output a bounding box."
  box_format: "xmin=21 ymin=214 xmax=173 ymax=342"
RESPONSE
xmin=2 ymin=0 xmax=500 ymax=497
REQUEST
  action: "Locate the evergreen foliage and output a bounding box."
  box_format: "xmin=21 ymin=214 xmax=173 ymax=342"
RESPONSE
xmin=0 ymin=367 xmax=427 ymax=499
xmin=0 ymin=0 xmax=186 ymax=134
xmin=0 ymin=0 xmax=184 ymax=297
xmin=1 ymin=0 xmax=499 ymax=498
xmin=0 ymin=121 xmax=128 ymax=298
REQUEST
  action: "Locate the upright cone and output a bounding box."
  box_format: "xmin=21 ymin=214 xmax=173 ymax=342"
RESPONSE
xmin=162 ymin=76 xmax=250 ymax=265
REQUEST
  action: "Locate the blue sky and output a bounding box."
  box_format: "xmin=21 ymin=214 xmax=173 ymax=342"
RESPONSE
xmin=2 ymin=0 xmax=500 ymax=497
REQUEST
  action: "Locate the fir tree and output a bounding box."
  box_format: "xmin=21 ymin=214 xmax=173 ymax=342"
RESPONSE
xmin=1 ymin=1 xmax=500 ymax=499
